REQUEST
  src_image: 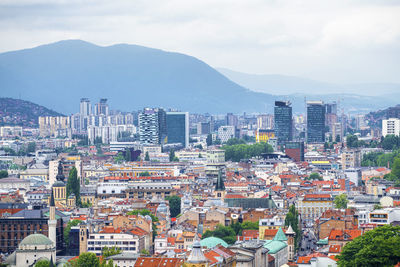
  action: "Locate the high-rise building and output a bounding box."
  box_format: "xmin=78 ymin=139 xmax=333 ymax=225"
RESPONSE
xmin=257 ymin=114 xmax=274 ymax=129
xmin=226 ymin=113 xmax=238 ymax=128
xmin=166 ymin=112 xmax=189 ymax=148
xmin=80 ymin=98 xmax=91 ymax=116
xmin=307 ymin=101 xmax=326 ymax=143
xmin=274 ymin=101 xmax=293 ymax=143
xmin=95 ymin=98 xmax=109 ymax=116
xmin=197 ymin=122 xmax=211 ymax=135
xmin=138 ymin=108 xmax=167 ymax=145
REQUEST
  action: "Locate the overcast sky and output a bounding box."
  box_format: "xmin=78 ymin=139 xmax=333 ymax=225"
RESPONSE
xmin=0 ymin=0 xmax=399 ymax=83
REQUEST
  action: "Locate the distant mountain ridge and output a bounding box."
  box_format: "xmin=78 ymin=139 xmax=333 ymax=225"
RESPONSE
xmin=0 ymin=40 xmax=275 ymax=114
xmin=217 ymin=68 xmax=400 ymax=96
xmin=0 ymin=98 xmax=63 ymax=127
xmin=0 ymin=40 xmax=398 ymax=115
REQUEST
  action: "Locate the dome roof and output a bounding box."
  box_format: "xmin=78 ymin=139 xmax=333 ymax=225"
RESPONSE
xmin=53 ymin=181 xmax=65 ymax=187
xmin=157 ymin=202 xmax=168 ymax=213
xmin=20 ymin=234 xmax=53 ymax=246
xmin=200 ymin=237 xmax=228 ymax=249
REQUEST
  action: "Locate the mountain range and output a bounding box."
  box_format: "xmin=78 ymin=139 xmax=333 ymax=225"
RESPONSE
xmin=0 ymin=40 xmax=398 ymax=115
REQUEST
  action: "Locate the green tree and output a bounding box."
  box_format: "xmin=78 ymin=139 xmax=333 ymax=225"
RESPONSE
xmin=27 ymin=142 xmax=36 ymax=153
xmin=101 ymin=246 xmax=120 ymax=267
xmin=140 ymin=249 xmax=150 ymax=255
xmin=307 ymin=172 xmax=323 ymax=181
xmin=285 ymin=205 xmax=301 ymax=250
xmin=35 ymin=259 xmax=50 ymax=267
xmin=202 ymin=224 xmax=237 ymax=245
xmin=114 ymin=152 xmax=125 ymax=164
xmin=334 ymin=194 xmax=348 ymax=209
xmin=169 ymin=149 xmax=179 ymax=162
xmin=389 ymin=157 xmax=400 ymax=181
xmin=66 ymin=167 xmax=80 ymax=204
xmin=124 ymin=149 xmax=132 ymax=162
xmin=337 ymin=225 xmax=400 ymax=267
xmin=382 ymin=134 xmax=400 ymax=150
xmin=0 ymin=170 xmax=8 ymax=178
xmin=64 ymin=219 xmax=81 ymax=247
xmin=206 ymin=134 xmax=213 ymax=146
xmin=139 ymin=171 xmax=150 ymax=177
xmin=144 ymin=151 xmax=150 ymax=161
xmin=241 ymin=221 xmax=259 ymax=230
xmin=77 ymin=252 xmax=100 ymax=267
xmin=346 ymin=134 xmax=359 ymax=148
xmin=374 ymin=204 xmax=383 ymax=210
xmin=165 ymin=195 xmax=181 ymax=217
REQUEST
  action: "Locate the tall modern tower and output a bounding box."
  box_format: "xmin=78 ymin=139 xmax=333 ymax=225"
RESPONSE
xmin=79 ymin=98 xmax=91 ymax=116
xmin=307 ymin=101 xmax=326 ymax=143
xmin=95 ymin=98 xmax=109 ymax=116
xmin=166 ymin=112 xmax=189 ymax=148
xmin=138 ymin=108 xmax=167 ymax=145
xmin=274 ymin=101 xmax=293 ymax=144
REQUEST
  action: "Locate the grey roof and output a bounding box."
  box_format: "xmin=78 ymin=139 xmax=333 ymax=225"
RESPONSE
xmin=107 ymin=252 xmax=139 ymax=260
xmin=20 ymin=233 xmax=53 ymax=246
xmin=9 ymin=209 xmax=43 ymax=219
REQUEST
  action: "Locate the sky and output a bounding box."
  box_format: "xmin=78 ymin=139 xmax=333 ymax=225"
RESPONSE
xmin=0 ymin=0 xmax=399 ymax=84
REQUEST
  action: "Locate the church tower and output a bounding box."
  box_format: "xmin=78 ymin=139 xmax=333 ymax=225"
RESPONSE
xmin=48 ymin=190 xmax=57 ymax=249
xmin=214 ymin=169 xmax=226 ymax=200
xmin=286 ymin=225 xmax=296 ymax=261
xmin=52 ymin=160 xmax=67 ymax=207
xmin=79 ymin=223 xmax=88 ymax=254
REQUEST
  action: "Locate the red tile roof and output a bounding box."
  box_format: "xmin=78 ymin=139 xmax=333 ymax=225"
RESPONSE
xmin=329 ymin=229 xmax=362 ymax=241
xmin=329 ymin=244 xmax=341 ymax=253
xmin=134 ymin=257 xmax=184 ymax=267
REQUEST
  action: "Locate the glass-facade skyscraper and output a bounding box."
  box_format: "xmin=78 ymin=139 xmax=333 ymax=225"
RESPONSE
xmin=274 ymin=101 xmax=293 ymax=144
xmin=307 ymin=101 xmax=326 ymax=143
xmin=166 ymin=112 xmax=189 ymax=148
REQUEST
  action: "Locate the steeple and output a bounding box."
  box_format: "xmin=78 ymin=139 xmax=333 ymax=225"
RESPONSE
xmin=50 ymin=189 xmax=55 ymax=208
xmin=215 ymin=169 xmax=225 ymax=191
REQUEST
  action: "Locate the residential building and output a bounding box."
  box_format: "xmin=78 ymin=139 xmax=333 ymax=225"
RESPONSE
xmin=138 ymin=108 xmax=167 ymax=145
xmin=382 ymin=118 xmax=400 ymax=137
xmin=341 ymin=149 xmax=361 ymax=169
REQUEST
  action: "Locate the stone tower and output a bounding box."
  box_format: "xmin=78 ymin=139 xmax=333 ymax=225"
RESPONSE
xmin=286 ymin=225 xmax=296 ymax=261
xmin=79 ymin=223 xmax=88 ymax=255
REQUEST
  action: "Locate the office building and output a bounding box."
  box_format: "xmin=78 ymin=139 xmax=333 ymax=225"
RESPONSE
xmin=307 ymin=101 xmax=326 ymax=143
xmin=218 ymin=126 xmax=235 ymax=143
xmin=382 ymin=118 xmax=400 ymax=137
xmin=166 ymin=112 xmax=189 ymax=148
xmin=274 ymin=101 xmax=293 ymax=143
xmin=285 ymin=142 xmax=304 ymax=162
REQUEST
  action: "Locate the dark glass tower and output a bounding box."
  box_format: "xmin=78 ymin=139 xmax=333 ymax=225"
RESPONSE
xmin=166 ymin=112 xmax=189 ymax=148
xmin=274 ymin=101 xmax=293 ymax=144
xmin=307 ymin=101 xmax=326 ymax=143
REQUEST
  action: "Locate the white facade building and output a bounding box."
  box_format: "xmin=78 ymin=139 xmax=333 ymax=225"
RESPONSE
xmin=382 ymin=118 xmax=400 ymax=137
xmin=218 ymin=126 xmax=235 ymax=143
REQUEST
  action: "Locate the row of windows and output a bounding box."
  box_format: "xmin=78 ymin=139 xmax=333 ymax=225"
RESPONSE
xmin=88 ymin=241 xmax=136 ymax=245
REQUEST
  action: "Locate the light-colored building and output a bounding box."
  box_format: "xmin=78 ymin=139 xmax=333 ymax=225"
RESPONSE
xmin=341 ymin=149 xmax=361 ymax=170
xmin=218 ymin=126 xmax=235 ymax=143
xmin=382 ymin=118 xmax=400 ymax=137
xmin=5 ymin=234 xmax=56 ymax=267
xmin=87 ymin=232 xmax=144 ymax=255
xmin=297 ymin=194 xmax=333 ymax=223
